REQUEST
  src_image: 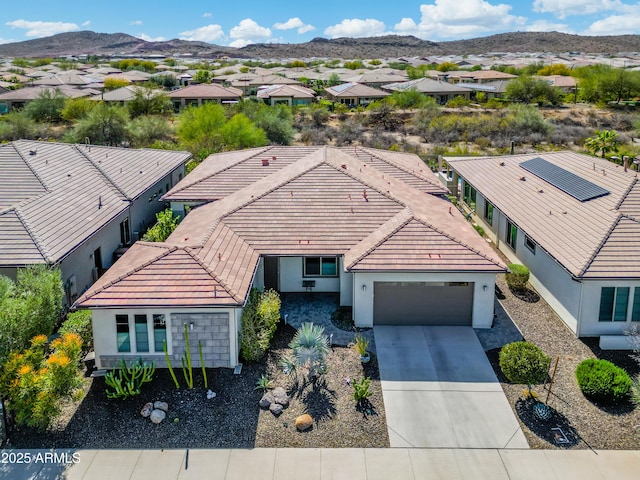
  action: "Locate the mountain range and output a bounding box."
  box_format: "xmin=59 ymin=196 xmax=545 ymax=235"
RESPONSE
xmin=1 ymin=31 xmax=639 ymax=59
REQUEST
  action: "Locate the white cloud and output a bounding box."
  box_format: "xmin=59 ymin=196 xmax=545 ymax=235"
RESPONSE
xmin=273 ymin=17 xmax=316 ymax=34
xmin=394 ymin=0 xmax=525 ymax=40
xmin=202 ymin=12 xmax=212 ymax=18
xmin=81 ymin=20 xmax=90 ymax=27
xmin=230 ymin=18 xmax=272 ymax=45
xmin=138 ymin=33 xmax=167 ymax=42
xmin=324 ymin=18 xmax=386 ymax=38
xmin=524 ymin=20 xmax=572 ymax=33
xmin=533 ymin=0 xmax=623 ymax=19
xmin=130 ymin=20 xmax=143 ymax=26
xmin=179 ymin=24 xmax=225 ymax=42
xmin=0 ymin=37 xmax=15 ymax=44
xmin=6 ymin=19 xmax=80 ymax=38
xmin=584 ymin=11 xmax=640 ymax=35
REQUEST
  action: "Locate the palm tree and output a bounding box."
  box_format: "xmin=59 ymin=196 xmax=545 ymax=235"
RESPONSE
xmin=585 ymin=129 xmax=618 ymax=158
xmin=288 ymin=322 xmax=330 ymax=381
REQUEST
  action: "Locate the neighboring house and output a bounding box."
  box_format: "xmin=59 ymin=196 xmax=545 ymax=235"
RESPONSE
xmin=343 ymin=71 xmax=407 ymax=88
xmin=445 ymin=151 xmax=640 ymax=349
xmin=0 ymin=140 xmax=190 ymax=307
xmin=91 ymin=85 xmax=165 ymax=105
xmin=537 ymin=75 xmax=578 ymax=93
xmin=0 ymin=85 xmax=99 ymax=112
xmin=446 ymin=70 xmax=518 ymax=84
xmin=256 ymin=84 xmax=316 ymax=106
xmin=324 ymin=83 xmax=390 ymax=106
xmin=167 ymin=84 xmax=243 ymax=111
xmin=383 ymin=77 xmax=470 ymax=104
xmin=458 ymin=80 xmax=513 ymax=99
xmin=76 ymin=146 xmax=505 ymax=370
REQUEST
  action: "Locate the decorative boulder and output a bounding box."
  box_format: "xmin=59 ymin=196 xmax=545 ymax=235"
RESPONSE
xmin=272 ymin=387 xmax=289 ymax=407
xmin=295 ymin=414 xmax=313 ymax=431
xmin=150 ymin=409 xmax=166 ymax=424
xmin=154 ymin=401 xmax=169 ymax=412
xmin=269 ymin=403 xmax=284 ymax=416
xmin=259 ymin=392 xmax=275 ymax=409
xmin=140 ymin=402 xmax=153 ymax=418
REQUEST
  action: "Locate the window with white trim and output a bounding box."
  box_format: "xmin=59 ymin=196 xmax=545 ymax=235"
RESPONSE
xmin=524 ymin=235 xmax=536 ymax=254
xmin=115 ymin=314 xmax=168 ymax=353
xmin=304 ymin=257 xmax=338 ymax=277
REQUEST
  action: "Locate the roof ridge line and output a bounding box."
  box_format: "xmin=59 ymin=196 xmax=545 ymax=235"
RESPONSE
xmin=76 ymin=245 xmax=177 ymax=304
xmin=73 ymin=144 xmax=131 ymax=200
xmin=13 ymin=141 xmax=51 ymax=193
xmin=167 ymin=146 xmax=273 ymax=196
xmin=615 ymin=176 xmax=638 ymax=211
xmin=579 ymin=213 xmax=623 ymax=278
xmin=13 ymin=207 xmax=51 ymax=263
xmin=183 ymin=247 xmax=242 ymax=303
xmin=346 ymin=209 xmax=414 ymax=269
xmin=412 ymin=215 xmax=506 ymax=269
xmin=358 ymin=147 xmax=443 ymax=189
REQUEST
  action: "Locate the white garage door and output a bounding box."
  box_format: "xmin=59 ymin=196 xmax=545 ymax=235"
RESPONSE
xmin=373 ymin=281 xmax=473 ymax=325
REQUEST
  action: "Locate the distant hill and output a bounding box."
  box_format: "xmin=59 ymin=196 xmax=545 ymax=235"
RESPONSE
xmin=0 ymin=30 xmax=639 ymax=59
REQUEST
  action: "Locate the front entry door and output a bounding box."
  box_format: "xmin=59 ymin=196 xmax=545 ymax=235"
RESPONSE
xmin=264 ymin=257 xmax=279 ymax=291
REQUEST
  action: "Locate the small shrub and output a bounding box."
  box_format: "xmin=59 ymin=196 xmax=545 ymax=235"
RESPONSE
xmin=575 ymin=358 xmax=631 ymax=404
xmin=59 ymin=310 xmax=93 ymax=353
xmin=289 ymin=322 xmax=330 ymax=380
xmin=499 ymin=341 xmax=550 ymax=396
xmin=353 ymin=334 xmax=369 ymax=357
xmin=255 ymin=374 xmax=274 ymax=392
xmin=353 ymin=377 xmax=372 ymax=403
xmin=473 ymin=224 xmax=485 ymax=237
xmin=240 ymin=289 xmax=281 ymax=362
xmin=506 ymin=263 xmax=530 ymax=290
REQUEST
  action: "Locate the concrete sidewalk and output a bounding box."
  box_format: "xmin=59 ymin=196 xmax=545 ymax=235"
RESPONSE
xmin=3 ymin=448 xmax=639 ymax=480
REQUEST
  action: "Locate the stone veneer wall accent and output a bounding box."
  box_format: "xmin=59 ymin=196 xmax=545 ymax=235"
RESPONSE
xmin=170 ymin=313 xmax=230 ymax=367
xmin=99 ymin=312 xmax=231 ymax=369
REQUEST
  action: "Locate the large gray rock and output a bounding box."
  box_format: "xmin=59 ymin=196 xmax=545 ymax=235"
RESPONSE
xmin=154 ymin=401 xmax=169 ymax=412
xmin=269 ymin=403 xmax=283 ymax=416
xmin=272 ymin=387 xmax=289 ymax=407
xmin=259 ymin=392 xmax=275 ymax=409
xmin=150 ymin=409 xmax=166 ymax=424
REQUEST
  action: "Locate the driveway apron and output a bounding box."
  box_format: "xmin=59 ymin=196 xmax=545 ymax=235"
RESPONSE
xmin=374 ymin=326 xmax=528 ymax=449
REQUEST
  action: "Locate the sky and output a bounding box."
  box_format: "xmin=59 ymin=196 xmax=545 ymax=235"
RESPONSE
xmin=1 ymin=0 xmax=639 ymax=48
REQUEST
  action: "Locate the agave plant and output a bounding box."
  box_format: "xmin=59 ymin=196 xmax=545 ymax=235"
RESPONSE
xmin=289 ymin=322 xmax=330 ymax=380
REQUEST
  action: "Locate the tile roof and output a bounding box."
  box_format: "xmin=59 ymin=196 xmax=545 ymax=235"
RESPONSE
xmin=167 ymin=84 xmax=243 ymax=99
xmin=77 ymin=146 xmax=505 ymax=309
xmin=0 ymin=141 xmax=190 ymax=266
xmin=325 ymin=83 xmax=390 ymax=98
xmin=446 ymin=151 xmax=640 ymax=279
xmin=256 ymin=84 xmax=316 ymax=99
xmin=383 ymin=77 xmax=471 ymax=94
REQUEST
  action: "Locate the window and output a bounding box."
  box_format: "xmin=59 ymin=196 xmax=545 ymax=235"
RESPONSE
xmin=484 ymin=201 xmax=494 ymax=226
xmin=631 ymin=287 xmax=640 ymax=322
xmin=524 ymin=235 xmax=536 ymax=254
xmin=135 ymin=315 xmax=149 ymax=352
xmin=599 ymin=287 xmax=630 ymax=322
xmin=304 ymin=257 xmax=338 ymax=277
xmin=120 ymin=218 xmax=131 ymax=246
xmin=115 ymin=313 xmax=168 ymax=353
xmin=463 ymin=181 xmax=477 ymax=210
xmin=506 ymin=221 xmax=517 ymax=249
xmin=116 ymin=315 xmax=130 ymax=352
xmin=153 ymin=314 xmax=167 ymax=351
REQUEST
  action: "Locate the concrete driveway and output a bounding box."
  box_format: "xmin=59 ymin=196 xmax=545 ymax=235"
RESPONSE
xmin=374 ymin=326 xmax=528 ymax=449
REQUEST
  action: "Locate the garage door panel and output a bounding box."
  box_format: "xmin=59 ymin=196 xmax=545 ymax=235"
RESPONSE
xmin=373 ymin=282 xmax=473 ymax=325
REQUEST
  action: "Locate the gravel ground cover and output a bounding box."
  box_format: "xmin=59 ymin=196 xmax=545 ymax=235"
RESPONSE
xmin=6 ymin=323 xmax=388 ymax=449
xmin=492 ymin=274 xmax=640 ymax=449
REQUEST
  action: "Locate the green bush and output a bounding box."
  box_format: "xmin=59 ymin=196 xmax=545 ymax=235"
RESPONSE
xmin=506 ymin=263 xmax=530 ymax=290
xmin=499 ymin=341 xmax=550 ymax=395
xmin=353 ymin=377 xmax=372 ymax=403
xmin=104 ymin=358 xmax=156 ymax=400
xmin=59 ymin=310 xmax=93 ymax=353
xmin=473 ymin=224 xmax=485 ymax=237
xmin=575 ymin=358 xmax=631 ymax=404
xmin=239 ymin=289 xmax=281 ymax=362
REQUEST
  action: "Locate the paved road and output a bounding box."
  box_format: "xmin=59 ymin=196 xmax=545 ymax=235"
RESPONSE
xmin=374 ymin=326 xmax=527 ymax=448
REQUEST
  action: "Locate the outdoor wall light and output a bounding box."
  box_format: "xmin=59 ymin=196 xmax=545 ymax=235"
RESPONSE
xmin=362 ymin=284 xmax=367 ymax=291
xmin=483 ymin=285 xmax=488 ymax=291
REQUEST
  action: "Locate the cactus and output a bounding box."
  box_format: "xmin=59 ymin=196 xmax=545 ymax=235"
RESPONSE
xmin=104 ymin=358 xmax=155 ymax=399
xmin=181 ymin=323 xmax=194 ymax=389
xmin=199 ymin=340 xmax=208 ymax=389
xmin=163 ymin=339 xmax=180 ymax=389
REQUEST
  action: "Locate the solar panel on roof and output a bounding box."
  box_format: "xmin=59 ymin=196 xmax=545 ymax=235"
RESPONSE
xmin=519 ymin=157 xmax=609 ymax=202
xmin=331 ymin=83 xmax=353 ymax=93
